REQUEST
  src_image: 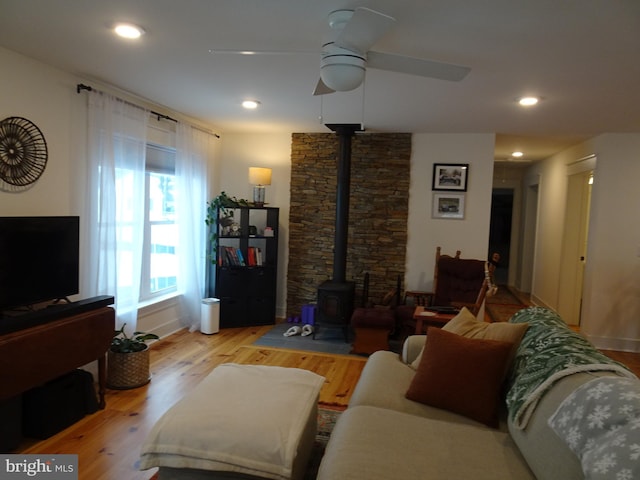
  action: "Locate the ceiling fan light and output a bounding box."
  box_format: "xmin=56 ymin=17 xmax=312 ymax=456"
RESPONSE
xmin=320 ymin=63 xmax=365 ymax=92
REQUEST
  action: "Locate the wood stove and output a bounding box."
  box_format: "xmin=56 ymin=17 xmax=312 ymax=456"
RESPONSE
xmin=316 ymin=280 xmax=354 ymax=341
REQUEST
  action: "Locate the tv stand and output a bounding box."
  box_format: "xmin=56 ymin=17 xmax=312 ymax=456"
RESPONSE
xmin=0 ymin=305 xmax=115 ymax=408
xmin=0 ymin=295 xmax=115 ymax=335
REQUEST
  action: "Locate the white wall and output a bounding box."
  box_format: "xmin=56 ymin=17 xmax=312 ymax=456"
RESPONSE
xmin=581 ymin=134 xmax=640 ymax=351
xmin=405 ymin=134 xmax=495 ymax=292
xmin=523 ymin=143 xmax=592 ymax=307
xmin=524 ymin=135 xmax=640 ymax=351
xmin=217 ymin=133 xmax=292 ymax=318
xmin=0 ymin=47 xmax=79 ymax=216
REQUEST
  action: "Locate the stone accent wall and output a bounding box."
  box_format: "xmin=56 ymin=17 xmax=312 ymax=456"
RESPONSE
xmin=287 ymin=132 xmax=411 ymax=318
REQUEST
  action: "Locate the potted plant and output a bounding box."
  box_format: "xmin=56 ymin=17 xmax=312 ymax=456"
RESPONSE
xmin=205 ymin=192 xmax=251 ymax=264
xmin=106 ymin=324 xmax=159 ymax=390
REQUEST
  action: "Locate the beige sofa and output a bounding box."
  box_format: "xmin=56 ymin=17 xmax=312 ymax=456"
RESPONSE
xmin=317 ymin=307 xmax=639 ymax=480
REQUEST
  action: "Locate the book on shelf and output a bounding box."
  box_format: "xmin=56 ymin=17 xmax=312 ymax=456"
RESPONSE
xmin=225 ymin=247 xmax=236 ymax=266
xmin=247 ymin=246 xmax=263 ymax=266
xmin=235 ymin=248 xmax=246 ymax=266
xmin=218 ymin=246 xmax=265 ymax=267
xmin=218 ymin=246 xmax=246 ymax=266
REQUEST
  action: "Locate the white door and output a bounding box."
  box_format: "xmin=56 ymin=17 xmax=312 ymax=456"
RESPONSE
xmin=557 ymin=170 xmax=593 ymax=326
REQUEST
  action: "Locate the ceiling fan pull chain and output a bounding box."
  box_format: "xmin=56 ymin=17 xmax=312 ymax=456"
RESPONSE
xmin=360 ymin=74 xmax=366 ymax=130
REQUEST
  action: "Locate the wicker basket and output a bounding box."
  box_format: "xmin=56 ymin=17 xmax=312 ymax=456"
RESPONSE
xmin=107 ymin=347 xmax=151 ymax=389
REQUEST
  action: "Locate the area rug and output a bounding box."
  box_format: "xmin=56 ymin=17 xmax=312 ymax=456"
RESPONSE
xmin=305 ymin=405 xmax=343 ymax=480
xmin=253 ymin=322 xmax=355 ymax=355
xmin=486 ymin=285 xmax=527 ymax=322
xmin=146 ymin=405 xmax=343 ymax=480
xmin=253 ymin=323 xmax=402 ymax=356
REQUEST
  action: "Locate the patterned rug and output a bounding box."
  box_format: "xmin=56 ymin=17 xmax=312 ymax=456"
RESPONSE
xmin=146 ymin=405 xmax=343 ymax=480
xmin=305 ymin=405 xmax=343 ymax=480
xmin=486 ymin=285 xmax=527 ymax=323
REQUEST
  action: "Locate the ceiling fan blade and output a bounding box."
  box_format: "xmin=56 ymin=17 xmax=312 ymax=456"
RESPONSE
xmin=208 ymin=49 xmax=316 ymax=55
xmin=367 ymin=51 xmax=471 ymax=82
xmin=313 ymin=78 xmax=335 ymax=96
xmin=335 ymin=7 xmax=395 ymax=54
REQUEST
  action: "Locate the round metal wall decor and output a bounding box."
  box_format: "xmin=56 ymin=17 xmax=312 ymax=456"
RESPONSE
xmin=0 ymin=116 xmax=48 ymax=190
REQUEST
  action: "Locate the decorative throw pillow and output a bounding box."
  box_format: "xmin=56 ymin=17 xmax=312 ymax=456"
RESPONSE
xmin=406 ymin=327 xmax=514 ymax=427
xmin=409 ymin=307 xmax=528 ymax=370
xmin=443 ymin=307 xmax=528 ymax=363
xmin=443 ymin=307 xmax=529 ymax=343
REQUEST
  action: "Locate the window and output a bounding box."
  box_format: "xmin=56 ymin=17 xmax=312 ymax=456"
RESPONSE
xmin=141 ymin=144 xmax=177 ymax=300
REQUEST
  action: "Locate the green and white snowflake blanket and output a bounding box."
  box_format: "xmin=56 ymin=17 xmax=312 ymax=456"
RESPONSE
xmin=505 ymin=307 xmax=636 ymax=429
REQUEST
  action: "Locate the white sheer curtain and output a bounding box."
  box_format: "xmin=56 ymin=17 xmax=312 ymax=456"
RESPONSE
xmin=175 ymin=123 xmax=211 ymax=331
xmin=83 ymin=91 xmax=148 ymax=332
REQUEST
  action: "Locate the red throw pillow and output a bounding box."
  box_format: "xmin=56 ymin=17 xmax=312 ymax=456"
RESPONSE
xmin=406 ymin=327 xmax=513 ymax=427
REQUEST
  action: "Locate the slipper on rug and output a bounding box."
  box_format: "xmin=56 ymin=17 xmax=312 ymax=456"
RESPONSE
xmin=283 ymin=325 xmax=302 ymax=337
xmin=301 ymin=324 xmax=314 ymax=337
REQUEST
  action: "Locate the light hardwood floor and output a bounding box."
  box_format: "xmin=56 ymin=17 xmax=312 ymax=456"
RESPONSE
xmin=13 ymin=323 xmax=640 ymax=480
xmin=15 ymin=326 xmax=366 ymax=480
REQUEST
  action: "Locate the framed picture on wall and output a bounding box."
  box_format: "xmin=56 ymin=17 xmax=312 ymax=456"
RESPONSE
xmin=432 ymin=193 xmax=465 ymax=219
xmin=432 ymin=163 xmax=469 ymax=191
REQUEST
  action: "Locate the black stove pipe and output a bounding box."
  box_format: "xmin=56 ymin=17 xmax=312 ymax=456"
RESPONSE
xmin=326 ymin=124 xmax=361 ymax=283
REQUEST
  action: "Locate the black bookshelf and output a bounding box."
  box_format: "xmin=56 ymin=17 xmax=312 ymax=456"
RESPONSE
xmin=207 ymin=206 xmax=278 ymax=327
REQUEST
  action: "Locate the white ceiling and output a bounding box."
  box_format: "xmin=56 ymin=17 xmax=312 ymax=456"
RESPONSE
xmin=1 ymin=0 xmax=639 ymax=162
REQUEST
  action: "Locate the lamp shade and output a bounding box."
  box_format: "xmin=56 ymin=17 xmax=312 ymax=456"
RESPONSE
xmin=249 ymin=167 xmax=272 ymax=185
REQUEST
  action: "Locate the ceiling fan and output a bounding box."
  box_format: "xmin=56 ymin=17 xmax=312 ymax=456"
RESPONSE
xmin=210 ymin=7 xmax=470 ymax=96
xmin=314 ymin=7 xmax=470 ymax=95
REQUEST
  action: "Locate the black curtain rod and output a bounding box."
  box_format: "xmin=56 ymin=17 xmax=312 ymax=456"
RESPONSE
xmin=153 ymin=111 xmax=177 ymax=123
xmin=77 ymin=83 xmax=177 ymax=123
xmin=76 ymin=83 xmax=220 ymax=138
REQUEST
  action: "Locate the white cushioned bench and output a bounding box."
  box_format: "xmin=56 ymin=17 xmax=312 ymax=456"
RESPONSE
xmin=140 ymin=363 xmax=325 ymax=480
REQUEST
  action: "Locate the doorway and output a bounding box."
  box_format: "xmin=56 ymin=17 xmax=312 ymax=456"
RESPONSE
xmin=519 ymin=181 xmax=539 ymax=294
xmin=488 ymin=189 xmax=514 ymax=285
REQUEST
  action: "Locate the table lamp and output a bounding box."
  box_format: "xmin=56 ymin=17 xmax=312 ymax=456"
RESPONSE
xmin=249 ymin=167 xmax=272 ymax=207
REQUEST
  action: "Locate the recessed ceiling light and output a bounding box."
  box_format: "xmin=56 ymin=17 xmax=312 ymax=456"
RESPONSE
xmin=512 ymin=151 xmax=524 ymax=158
xmin=518 ymin=96 xmax=539 ymax=107
xmin=242 ymin=100 xmax=260 ymax=109
xmin=114 ymin=23 xmax=145 ymax=39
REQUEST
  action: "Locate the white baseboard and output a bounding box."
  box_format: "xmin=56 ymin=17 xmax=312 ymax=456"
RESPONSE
xmin=151 ymin=320 xmax=185 ymax=340
xmin=527 ymin=293 xmax=640 ymax=352
xmin=584 ymin=333 xmax=640 ymax=353
xmin=137 ymin=294 xmax=186 ymax=339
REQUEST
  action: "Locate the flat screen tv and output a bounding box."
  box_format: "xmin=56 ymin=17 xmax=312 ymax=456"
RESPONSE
xmin=0 ymin=216 xmax=80 ymax=311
